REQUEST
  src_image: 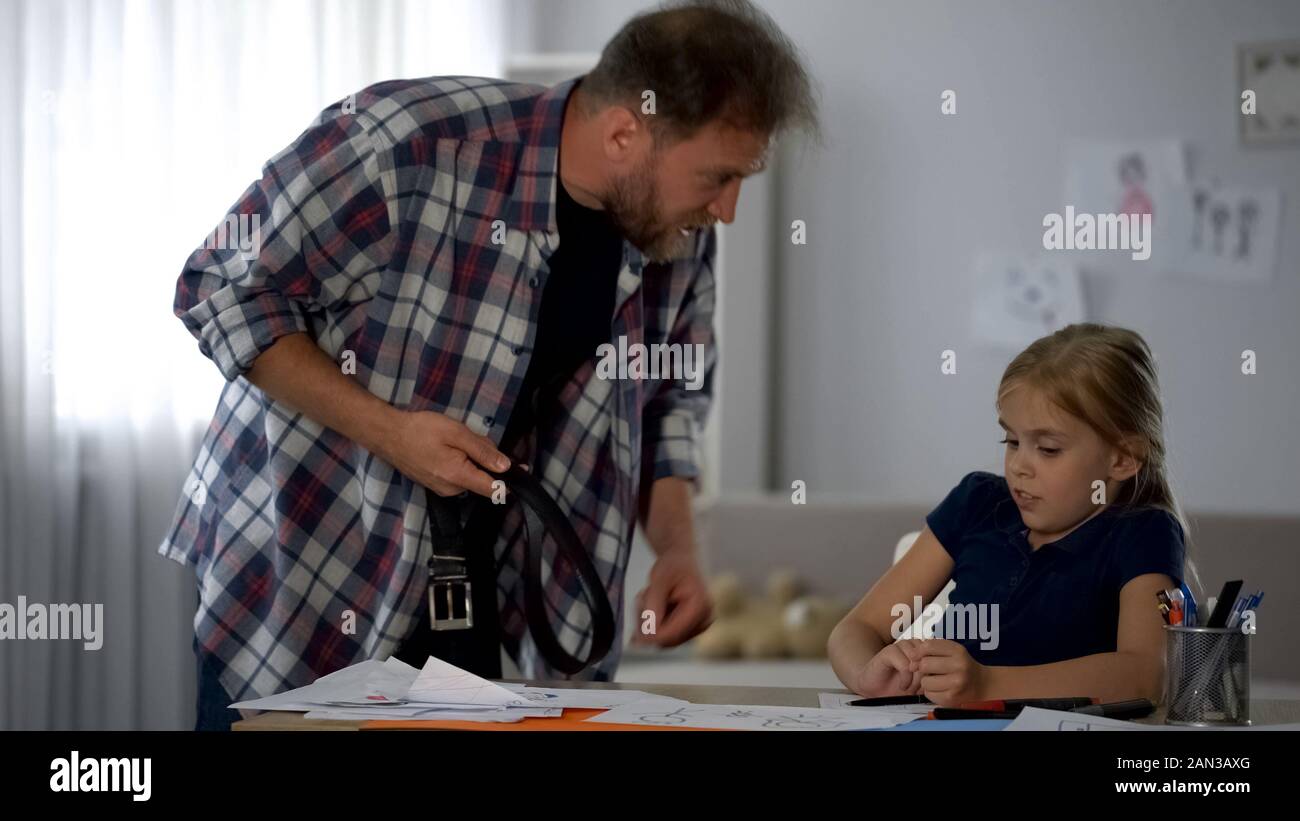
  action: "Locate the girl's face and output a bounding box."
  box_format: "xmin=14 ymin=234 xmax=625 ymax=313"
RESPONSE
xmin=997 ymin=385 xmax=1140 ymax=546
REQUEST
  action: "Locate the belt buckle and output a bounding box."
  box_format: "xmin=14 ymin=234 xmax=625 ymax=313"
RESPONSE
xmin=428 ymin=555 xmax=473 ymax=631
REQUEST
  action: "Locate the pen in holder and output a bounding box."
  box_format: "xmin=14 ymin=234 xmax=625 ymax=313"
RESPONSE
xmin=1163 ymin=625 xmax=1251 ymax=726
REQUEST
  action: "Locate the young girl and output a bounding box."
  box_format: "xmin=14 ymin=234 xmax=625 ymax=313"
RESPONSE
xmin=829 ymin=323 xmax=1188 ymax=707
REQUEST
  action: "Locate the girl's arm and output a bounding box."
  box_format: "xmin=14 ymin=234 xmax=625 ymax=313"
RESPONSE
xmin=978 ymin=572 xmax=1175 ymax=704
xmin=828 ymin=526 xmax=954 ymax=692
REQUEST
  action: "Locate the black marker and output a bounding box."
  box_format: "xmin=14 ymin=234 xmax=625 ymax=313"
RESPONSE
xmin=1205 ymin=580 xmax=1244 ymax=628
xmin=1070 ymin=699 xmax=1155 ymax=720
xmin=847 ymin=695 xmax=931 ymax=707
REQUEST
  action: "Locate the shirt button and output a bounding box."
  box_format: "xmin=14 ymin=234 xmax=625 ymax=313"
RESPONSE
xmin=528 ymin=276 xmax=539 ymax=288
xmin=512 ymin=346 xmax=524 ymax=356
xmin=1009 ymin=576 xmax=1019 ymax=586
xmin=484 ymin=417 xmax=495 ymax=427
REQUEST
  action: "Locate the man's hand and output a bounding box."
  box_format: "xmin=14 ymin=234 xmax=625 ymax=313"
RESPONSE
xmin=915 ymin=638 xmax=988 ymax=706
xmin=380 ymin=410 xmax=510 ymax=498
xmin=244 ymin=333 xmax=509 ymax=499
xmin=634 ymin=476 xmax=712 ymax=647
xmin=632 ymin=548 xmax=713 ymax=647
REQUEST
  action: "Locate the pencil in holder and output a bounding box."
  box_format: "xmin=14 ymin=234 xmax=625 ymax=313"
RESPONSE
xmin=1163 ymin=625 xmax=1251 ymax=726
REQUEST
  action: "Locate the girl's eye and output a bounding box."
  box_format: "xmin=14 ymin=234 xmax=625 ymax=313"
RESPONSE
xmin=999 ymin=437 xmax=1018 ymax=448
xmin=1039 ymin=447 xmax=1060 ymax=456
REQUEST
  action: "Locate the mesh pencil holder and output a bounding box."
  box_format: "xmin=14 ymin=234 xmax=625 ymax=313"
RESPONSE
xmin=1163 ymin=625 xmax=1251 ymax=726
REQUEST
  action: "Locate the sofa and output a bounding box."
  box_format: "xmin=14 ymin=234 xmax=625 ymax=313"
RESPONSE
xmin=617 ymin=494 xmax=1300 ymax=689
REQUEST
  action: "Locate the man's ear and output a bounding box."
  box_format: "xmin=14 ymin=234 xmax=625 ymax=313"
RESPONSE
xmin=600 ymin=105 xmax=649 ymax=163
xmin=1109 ymin=436 xmax=1145 ymax=483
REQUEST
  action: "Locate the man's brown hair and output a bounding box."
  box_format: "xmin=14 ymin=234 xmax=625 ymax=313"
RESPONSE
xmin=579 ymin=0 xmax=821 ymax=144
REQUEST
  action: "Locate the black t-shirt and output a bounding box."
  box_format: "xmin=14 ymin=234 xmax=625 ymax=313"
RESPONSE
xmin=457 ymin=175 xmax=624 ymax=574
xmin=407 ymin=173 xmax=624 ymax=660
xmin=497 ymin=176 xmax=624 ymax=451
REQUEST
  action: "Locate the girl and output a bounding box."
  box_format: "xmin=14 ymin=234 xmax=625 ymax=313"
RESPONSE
xmin=829 ymin=323 xmax=1188 ymax=707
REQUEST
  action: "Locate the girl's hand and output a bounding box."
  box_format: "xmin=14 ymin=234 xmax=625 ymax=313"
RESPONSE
xmin=914 ymin=639 xmax=988 ymax=706
xmin=852 ymin=639 xmax=926 ymax=697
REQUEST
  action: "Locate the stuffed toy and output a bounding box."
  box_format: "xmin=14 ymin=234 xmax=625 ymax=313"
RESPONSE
xmin=693 ymin=568 xmax=849 ymax=659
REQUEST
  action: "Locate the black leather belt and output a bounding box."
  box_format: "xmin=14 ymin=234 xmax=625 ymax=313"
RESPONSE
xmin=423 ymin=464 xmax=616 ymax=676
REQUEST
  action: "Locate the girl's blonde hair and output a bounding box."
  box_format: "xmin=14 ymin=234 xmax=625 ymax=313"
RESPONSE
xmin=996 ymin=323 xmax=1197 ymax=589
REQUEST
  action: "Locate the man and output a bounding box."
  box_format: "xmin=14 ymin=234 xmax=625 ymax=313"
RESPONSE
xmin=160 ymin=0 xmax=818 ymax=730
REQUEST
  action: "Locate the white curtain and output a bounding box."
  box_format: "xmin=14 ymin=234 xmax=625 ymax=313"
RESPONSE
xmin=0 ymin=0 xmax=505 ymax=730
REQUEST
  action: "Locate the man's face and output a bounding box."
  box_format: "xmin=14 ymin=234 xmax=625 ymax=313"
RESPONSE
xmin=603 ymin=120 xmax=769 ymax=262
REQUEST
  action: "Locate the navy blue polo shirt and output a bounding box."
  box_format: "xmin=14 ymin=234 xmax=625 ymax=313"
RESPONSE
xmin=924 ymin=471 xmax=1185 ymax=667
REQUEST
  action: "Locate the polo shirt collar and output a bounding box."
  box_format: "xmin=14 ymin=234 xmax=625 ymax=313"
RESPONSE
xmin=994 ymin=493 xmax=1119 ymax=554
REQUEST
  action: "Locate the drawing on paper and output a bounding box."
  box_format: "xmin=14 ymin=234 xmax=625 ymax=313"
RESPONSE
xmin=634 ymin=708 xmax=692 ymax=725
xmin=1167 ymin=183 xmax=1282 ymax=282
xmin=971 ymin=254 xmax=1085 ymax=350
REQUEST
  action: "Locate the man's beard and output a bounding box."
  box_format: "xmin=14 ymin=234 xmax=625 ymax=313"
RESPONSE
xmin=604 ymin=155 xmax=711 ymax=264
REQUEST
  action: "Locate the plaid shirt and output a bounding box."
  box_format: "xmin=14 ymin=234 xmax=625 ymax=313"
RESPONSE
xmin=159 ymin=75 xmax=717 ymax=701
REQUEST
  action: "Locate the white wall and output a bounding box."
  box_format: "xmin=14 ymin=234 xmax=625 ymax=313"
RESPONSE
xmin=528 ymin=0 xmax=1300 ymax=515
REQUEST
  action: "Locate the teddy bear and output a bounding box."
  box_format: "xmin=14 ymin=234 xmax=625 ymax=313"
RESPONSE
xmin=692 ymin=568 xmax=849 ymax=659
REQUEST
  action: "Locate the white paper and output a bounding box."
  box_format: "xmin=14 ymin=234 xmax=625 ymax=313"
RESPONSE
xmin=320 ymin=657 xmax=423 ymax=705
xmin=322 ymin=701 xmax=502 ymax=711
xmin=1065 ymin=140 xmax=1186 ymax=219
xmin=1008 ymin=706 xmax=1300 ymax=731
xmin=406 ymin=656 xmax=531 ymax=707
xmin=500 ymin=684 xmax=690 ymax=710
xmin=1005 ymin=706 xmax=1164 ymax=731
xmin=585 ymin=702 xmax=919 ymax=731
xmin=303 ymin=707 xmax=560 ymax=723
xmin=971 ymin=253 xmax=1086 ymax=349
xmin=817 ymin=692 xmax=935 ymax=715
xmin=1063 ymin=139 xmax=1187 ymax=270
xmin=1165 ymin=183 xmax=1282 ymax=281
xmin=232 ymin=656 xmax=533 ymax=713
xmin=229 ymin=659 xmax=406 ymax=712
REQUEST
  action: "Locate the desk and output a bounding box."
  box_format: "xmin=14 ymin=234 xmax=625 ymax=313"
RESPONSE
xmin=232 ymin=679 xmax=1300 ymax=731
